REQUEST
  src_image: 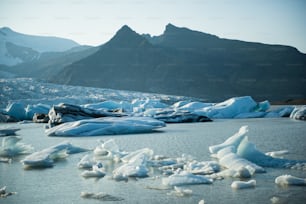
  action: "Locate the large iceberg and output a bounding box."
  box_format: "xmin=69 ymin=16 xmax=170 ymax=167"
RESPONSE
xmin=46 ymin=117 xmax=166 ymax=136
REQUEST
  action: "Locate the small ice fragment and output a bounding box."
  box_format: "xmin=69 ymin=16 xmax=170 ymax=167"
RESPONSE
xmin=81 ymin=163 xmax=106 ymax=178
xmin=162 ymin=170 xmax=213 ymax=186
xmin=167 ymin=186 xmax=193 ymax=197
xmin=265 ymin=150 xmax=289 ymax=159
xmin=0 ymin=186 xmax=17 ymax=198
xmin=275 ymin=175 xmax=306 ymax=186
xmin=77 ymin=154 xmax=95 ymax=169
xmin=0 ymin=136 xmax=34 ymax=157
xmin=231 ymin=179 xmax=256 ymax=189
xmin=80 ymin=192 xmax=124 ymax=201
xmin=198 ymin=199 xmax=205 ymax=204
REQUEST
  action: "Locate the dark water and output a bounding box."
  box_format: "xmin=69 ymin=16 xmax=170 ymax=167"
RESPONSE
xmin=1 ymin=118 xmax=306 ymax=204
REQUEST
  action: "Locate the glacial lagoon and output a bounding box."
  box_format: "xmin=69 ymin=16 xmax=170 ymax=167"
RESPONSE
xmin=1 ymin=117 xmax=306 ymax=204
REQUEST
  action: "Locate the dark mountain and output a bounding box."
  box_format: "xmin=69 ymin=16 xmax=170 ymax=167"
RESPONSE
xmin=51 ymin=24 xmax=306 ymax=101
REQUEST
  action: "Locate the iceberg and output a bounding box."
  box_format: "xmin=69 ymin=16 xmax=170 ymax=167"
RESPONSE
xmin=231 ymin=179 xmax=256 ymax=189
xmin=200 ymin=96 xmax=258 ymax=119
xmin=77 ymin=154 xmax=96 ymax=169
xmin=80 ymin=192 xmax=124 ymax=201
xmin=210 ymin=125 xmax=306 ymax=172
xmin=184 ymin=161 xmax=220 ymax=175
xmin=81 ymin=162 xmax=106 ymax=178
xmin=48 ymin=103 xmax=125 ymax=127
xmin=167 ymin=186 xmax=193 ymax=197
xmin=0 ymin=136 xmax=33 ymax=157
xmin=290 ymin=105 xmax=306 ymax=120
xmin=275 ymin=175 xmax=306 ymax=186
xmin=112 ymin=148 xmax=153 ymax=180
xmin=93 ymin=139 xmax=127 ymax=161
xmin=162 ymin=170 xmax=213 ymax=186
xmin=46 ymin=116 xmax=166 ymax=136
xmin=21 ymin=141 xmax=88 ymax=168
xmin=209 ymin=126 xmax=248 ymax=154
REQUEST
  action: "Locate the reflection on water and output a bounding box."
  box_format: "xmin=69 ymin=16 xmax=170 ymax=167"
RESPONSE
xmin=1 ymin=118 xmax=306 ymax=204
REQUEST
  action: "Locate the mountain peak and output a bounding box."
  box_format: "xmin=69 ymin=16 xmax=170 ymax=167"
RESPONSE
xmin=105 ymin=25 xmax=150 ymax=48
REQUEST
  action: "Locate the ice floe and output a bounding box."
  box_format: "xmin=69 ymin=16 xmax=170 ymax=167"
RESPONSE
xmin=231 ymin=179 xmax=256 ymax=189
xmin=0 ymin=136 xmax=33 ymax=157
xmin=46 ymin=117 xmax=166 ymax=136
xmin=0 ymin=186 xmax=17 ymax=198
xmin=81 ymin=162 xmax=106 ymax=178
xmin=112 ymin=148 xmax=153 ymax=180
xmin=162 ymin=170 xmax=213 ymax=186
xmin=21 ymin=141 xmax=88 ymax=168
xmin=275 ymin=175 xmax=306 ymax=186
xmin=290 ymin=105 xmax=306 ymax=120
xmin=167 ymin=186 xmax=193 ymax=197
xmin=80 ymin=192 xmax=124 ymax=201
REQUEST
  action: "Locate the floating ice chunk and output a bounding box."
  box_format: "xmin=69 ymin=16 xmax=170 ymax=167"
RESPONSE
xmin=21 ymin=141 xmax=87 ymax=168
xmin=219 ymin=152 xmax=265 ymax=174
xmin=198 ymin=199 xmax=205 ymax=204
xmin=80 ymin=192 xmax=124 ymax=201
xmin=77 ymin=154 xmax=96 ymax=169
xmin=167 ymin=186 xmax=193 ymax=197
xmin=0 ymin=186 xmax=17 ymax=198
xmin=202 ymin=96 xmax=258 ymax=119
xmin=184 ymin=161 xmax=220 ymax=175
xmin=5 ymin=102 xmax=27 ymax=121
xmin=275 ymin=175 xmax=306 ymax=186
xmin=93 ymin=139 xmax=127 ymax=161
xmin=46 ymin=117 xmax=165 ymax=136
xmin=265 ymin=150 xmax=289 ymax=159
xmin=81 ymin=163 xmax=106 ymax=178
xmin=290 ymin=105 xmax=306 ymax=120
xmin=113 ymin=148 xmax=153 ymax=180
xmin=209 ymin=125 xmax=248 ymax=154
xmin=231 ymin=179 xmax=256 ymax=189
xmin=162 ymin=170 xmax=213 ymax=186
xmin=237 ymin=136 xmax=304 ymax=168
xmin=0 ymin=136 xmax=34 ymax=157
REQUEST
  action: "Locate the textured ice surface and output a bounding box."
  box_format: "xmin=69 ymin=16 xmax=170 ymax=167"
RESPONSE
xmin=46 ymin=117 xmax=166 ymax=136
xmin=231 ymin=179 xmax=256 ymax=189
xmin=0 ymin=136 xmax=33 ymax=157
xmin=275 ymin=175 xmax=306 ymax=186
xmin=21 ymin=141 xmax=87 ymax=168
xmin=162 ymin=170 xmax=213 ymax=186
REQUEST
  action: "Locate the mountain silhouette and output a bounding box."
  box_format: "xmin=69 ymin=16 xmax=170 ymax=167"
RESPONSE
xmin=52 ymin=24 xmax=306 ymax=101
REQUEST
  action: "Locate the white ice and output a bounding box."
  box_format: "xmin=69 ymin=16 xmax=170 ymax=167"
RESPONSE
xmin=112 ymin=148 xmax=153 ymax=180
xmin=275 ymin=175 xmax=306 ymax=186
xmin=93 ymin=139 xmax=127 ymax=161
xmin=167 ymin=186 xmax=193 ymax=197
xmin=231 ymin=179 xmax=256 ymax=189
xmin=77 ymin=154 xmax=96 ymax=169
xmin=21 ymin=141 xmax=87 ymax=168
xmin=162 ymin=170 xmax=213 ymax=186
xmin=81 ymin=162 xmax=106 ymax=178
xmin=46 ymin=116 xmax=166 ymax=136
xmin=209 ymin=125 xmax=248 ymax=154
xmin=0 ymin=136 xmax=33 ymax=157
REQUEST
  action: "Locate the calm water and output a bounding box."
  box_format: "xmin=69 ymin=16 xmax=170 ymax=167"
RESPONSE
xmin=1 ymin=118 xmax=306 ymax=204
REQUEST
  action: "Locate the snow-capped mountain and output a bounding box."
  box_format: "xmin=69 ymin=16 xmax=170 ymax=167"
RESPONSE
xmin=0 ymin=27 xmax=79 ymax=66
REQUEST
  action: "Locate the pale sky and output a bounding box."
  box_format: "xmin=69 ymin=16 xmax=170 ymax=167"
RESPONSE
xmin=1 ymin=0 xmax=305 ymax=53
